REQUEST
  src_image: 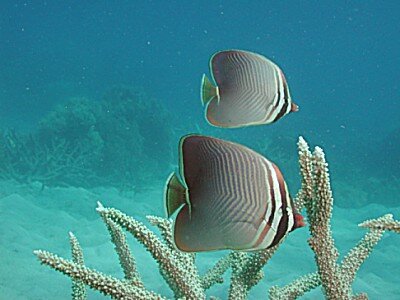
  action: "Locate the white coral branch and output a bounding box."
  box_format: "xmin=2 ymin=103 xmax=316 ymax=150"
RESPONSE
xmin=68 ymin=232 xmax=87 ymax=300
xmin=359 ymin=214 xmax=400 ymax=233
xmin=34 ymin=250 xmax=163 ymax=300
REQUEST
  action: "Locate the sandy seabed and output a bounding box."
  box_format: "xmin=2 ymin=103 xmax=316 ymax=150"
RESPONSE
xmin=1 ymin=180 xmax=399 ymax=300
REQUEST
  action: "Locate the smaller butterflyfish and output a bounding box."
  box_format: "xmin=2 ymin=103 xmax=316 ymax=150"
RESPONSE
xmin=201 ymin=49 xmax=299 ymax=128
xmin=164 ymin=134 xmax=305 ymax=252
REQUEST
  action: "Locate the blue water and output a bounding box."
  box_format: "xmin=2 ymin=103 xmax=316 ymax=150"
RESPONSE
xmin=1 ymin=1 xmax=399 ymax=299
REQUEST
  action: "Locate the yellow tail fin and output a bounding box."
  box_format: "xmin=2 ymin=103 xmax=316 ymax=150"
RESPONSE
xmin=164 ymin=173 xmax=187 ymax=218
xmin=201 ymin=74 xmax=218 ymax=106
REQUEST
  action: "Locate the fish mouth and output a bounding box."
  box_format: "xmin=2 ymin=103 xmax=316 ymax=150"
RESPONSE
xmin=291 ymin=102 xmax=299 ymax=112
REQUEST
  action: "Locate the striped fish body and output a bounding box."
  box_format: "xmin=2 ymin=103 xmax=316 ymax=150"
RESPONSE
xmin=165 ymin=135 xmax=304 ymax=252
xmin=201 ymin=50 xmax=298 ymax=128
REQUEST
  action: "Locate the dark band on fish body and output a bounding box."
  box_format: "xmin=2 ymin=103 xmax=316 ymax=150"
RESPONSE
xmin=270 ymin=164 xmax=290 ymax=247
xmin=272 ymin=70 xmax=290 ymax=123
xmin=273 ymin=95 xmax=289 ymax=123
xmin=270 ymin=213 xmax=288 ymax=247
xmin=267 ymin=164 xmax=276 ymax=227
xmin=272 ymin=67 xmax=281 ymax=110
xmin=281 ymin=71 xmax=289 ymax=111
xmin=281 ymin=70 xmax=290 ymax=113
xmin=281 ymin=71 xmax=290 ymax=104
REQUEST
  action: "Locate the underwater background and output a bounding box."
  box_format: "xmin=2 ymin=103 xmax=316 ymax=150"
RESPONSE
xmin=0 ymin=1 xmax=399 ymax=299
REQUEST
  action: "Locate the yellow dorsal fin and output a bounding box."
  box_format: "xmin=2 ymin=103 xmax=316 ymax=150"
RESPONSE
xmin=201 ymin=74 xmax=218 ymax=106
xmin=164 ymin=172 xmax=187 ymax=218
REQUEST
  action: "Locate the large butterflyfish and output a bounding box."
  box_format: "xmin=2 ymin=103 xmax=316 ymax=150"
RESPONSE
xmin=164 ymin=135 xmax=305 ymax=252
xmin=201 ymin=49 xmax=298 ymax=128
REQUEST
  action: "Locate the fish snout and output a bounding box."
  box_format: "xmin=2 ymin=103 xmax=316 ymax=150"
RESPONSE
xmin=291 ymin=102 xmax=299 ymax=113
xmin=292 ymin=213 xmax=306 ymax=231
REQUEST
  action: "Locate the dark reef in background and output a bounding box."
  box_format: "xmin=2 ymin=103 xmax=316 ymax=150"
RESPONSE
xmin=376 ymin=127 xmax=400 ymax=177
xmin=0 ymin=86 xmax=174 ymax=190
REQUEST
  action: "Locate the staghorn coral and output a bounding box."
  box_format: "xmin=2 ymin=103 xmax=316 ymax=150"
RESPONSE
xmin=34 ymin=136 xmax=399 ymax=299
xmin=359 ymin=214 xmax=400 ymax=233
xmin=69 ymin=232 xmax=87 ymax=300
xmin=269 ymin=137 xmax=400 ymax=300
xmin=35 ymin=202 xmax=217 ymax=299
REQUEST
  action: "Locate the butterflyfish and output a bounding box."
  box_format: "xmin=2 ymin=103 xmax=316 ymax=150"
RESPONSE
xmin=201 ymin=49 xmax=298 ymax=128
xmin=164 ymin=134 xmax=305 ymax=252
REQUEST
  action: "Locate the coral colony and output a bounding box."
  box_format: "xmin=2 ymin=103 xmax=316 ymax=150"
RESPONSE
xmin=0 ymin=88 xmax=173 ymax=189
xmin=34 ymin=137 xmax=400 ymax=299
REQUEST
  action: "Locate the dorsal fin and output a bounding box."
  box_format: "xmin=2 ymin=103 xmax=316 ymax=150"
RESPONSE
xmin=164 ymin=172 xmax=187 ymax=218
